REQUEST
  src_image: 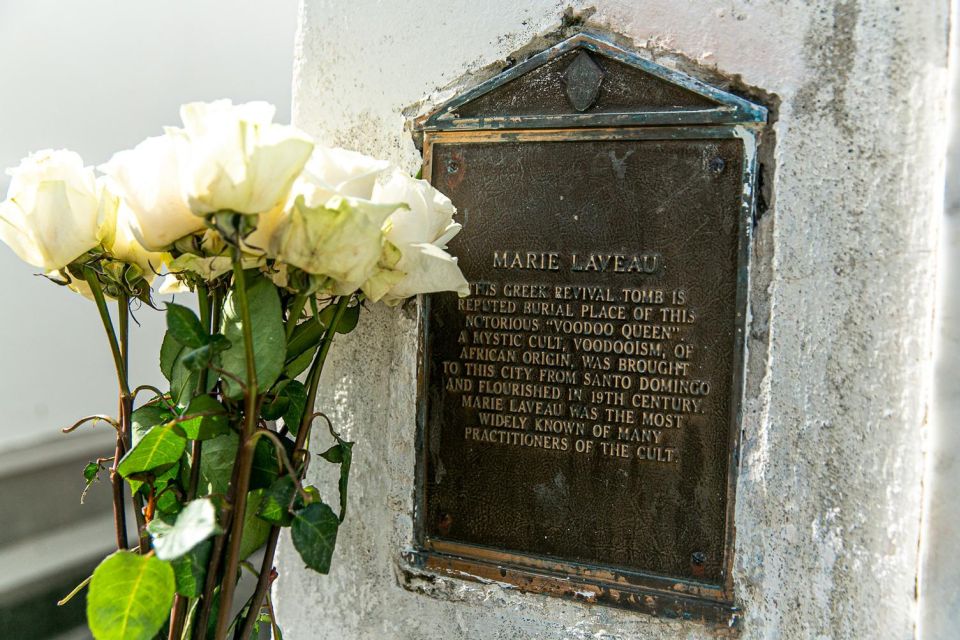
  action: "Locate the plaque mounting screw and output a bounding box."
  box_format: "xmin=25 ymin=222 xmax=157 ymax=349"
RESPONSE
xmin=709 ymin=157 xmax=726 ymax=174
xmin=446 ymin=160 xmax=460 ymax=174
xmin=563 ymin=51 xmax=605 ymax=112
xmin=691 ymin=551 xmax=706 ymax=565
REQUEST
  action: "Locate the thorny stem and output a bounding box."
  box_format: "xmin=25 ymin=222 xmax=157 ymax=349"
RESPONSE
xmin=236 ymin=295 xmax=351 ymax=640
xmin=212 ymin=249 xmax=260 ymax=640
xmin=84 ymin=267 xmax=129 ymax=551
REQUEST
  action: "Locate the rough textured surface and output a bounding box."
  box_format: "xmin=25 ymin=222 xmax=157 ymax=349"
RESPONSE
xmin=277 ymin=1 xmax=949 ymax=638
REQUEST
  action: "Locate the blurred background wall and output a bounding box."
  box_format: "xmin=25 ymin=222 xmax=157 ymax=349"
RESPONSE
xmin=0 ymin=2 xmax=298 ymax=637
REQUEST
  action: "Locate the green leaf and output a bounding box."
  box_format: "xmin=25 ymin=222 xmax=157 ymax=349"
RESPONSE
xmin=250 ymin=435 xmax=294 ymax=491
xmin=178 ymin=395 xmax=229 ymax=441
xmin=160 ymin=332 xmax=181 ymax=382
xmin=83 ymin=461 xmax=100 ymax=483
xmin=283 ymin=347 xmax=315 ymax=379
xmin=285 ymin=320 xmax=323 ymax=367
xmin=147 ymin=498 xmax=220 ymax=561
xmin=198 ymin=433 xmax=239 ymax=497
xmin=86 ymin=551 xmax=175 ymax=640
xmin=170 ymin=540 xmax=211 ymax=598
xmin=81 ymin=461 xmax=102 ymax=504
xmin=131 ymin=405 xmax=174 ymax=447
xmin=166 ymin=303 xmax=207 ymax=348
xmin=182 ymin=335 xmax=232 ymax=372
xmin=239 ymin=489 xmax=271 ymax=560
xmin=281 ymin=381 xmax=308 ymax=437
xmin=170 ymin=343 xmax=200 ymax=409
xmin=127 ymin=460 xmax=180 ymax=499
xmin=257 ymin=476 xmax=298 ymax=527
xmin=318 ymin=301 xmax=360 ymax=335
xmin=291 ymin=502 xmax=340 ymax=574
xmin=219 ymin=273 xmax=286 ymax=398
xmin=320 ymin=441 xmax=353 ymax=522
xmin=117 ymin=424 xmax=186 ymax=480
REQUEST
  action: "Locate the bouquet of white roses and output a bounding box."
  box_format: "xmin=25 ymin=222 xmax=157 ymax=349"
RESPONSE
xmin=0 ymin=100 xmax=468 ymax=640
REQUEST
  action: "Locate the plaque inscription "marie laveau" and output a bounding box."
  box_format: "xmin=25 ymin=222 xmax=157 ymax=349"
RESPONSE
xmin=412 ymin=34 xmax=766 ymax=624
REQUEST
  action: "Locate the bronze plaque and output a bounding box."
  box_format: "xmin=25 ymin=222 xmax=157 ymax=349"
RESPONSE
xmin=412 ymin=33 xmax=764 ymax=626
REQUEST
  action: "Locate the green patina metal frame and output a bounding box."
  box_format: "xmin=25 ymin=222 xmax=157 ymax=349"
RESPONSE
xmin=408 ymin=32 xmax=766 ymax=631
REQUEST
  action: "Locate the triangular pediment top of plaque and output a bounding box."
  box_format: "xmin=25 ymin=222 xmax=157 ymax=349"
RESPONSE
xmin=418 ymin=33 xmax=766 ymax=130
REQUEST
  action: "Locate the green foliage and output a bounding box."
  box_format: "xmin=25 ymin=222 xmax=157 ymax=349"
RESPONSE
xmin=257 ymin=475 xmax=298 ymax=527
xmin=147 ymin=498 xmax=220 ymax=561
xmin=159 ymin=331 xmax=181 ymax=382
xmin=130 ymin=404 xmax=174 ymax=447
xmin=170 ymin=540 xmax=211 ymax=598
xmin=86 ymin=551 xmax=175 ymax=640
xmin=178 ymin=394 xmax=229 ymax=440
xmin=279 ymin=380 xmax=308 ymax=436
xmin=219 ymin=272 xmax=286 ymax=398
xmin=198 ymin=433 xmax=238 ymax=498
xmin=181 ymin=334 xmax=232 ymax=372
xmin=320 ymin=439 xmax=353 ymax=522
xmin=250 ymin=434 xmax=295 ymax=491
xmin=318 ymin=301 xmax=360 ymax=335
xmin=239 ymin=489 xmax=271 ymax=560
xmin=165 ymin=303 xmax=207 ymax=348
xmin=81 ymin=460 xmax=103 ymax=504
xmin=291 ymin=502 xmax=340 ymax=574
xmin=116 ymin=424 xmax=187 ymax=481
xmin=283 ymin=320 xmax=324 ymax=378
xmin=83 ymin=461 xmax=100 ymax=482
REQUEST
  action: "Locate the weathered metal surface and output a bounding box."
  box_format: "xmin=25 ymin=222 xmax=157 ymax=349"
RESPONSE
xmin=412 ymin=33 xmax=764 ymax=627
xmin=417 ymin=32 xmax=767 ymax=131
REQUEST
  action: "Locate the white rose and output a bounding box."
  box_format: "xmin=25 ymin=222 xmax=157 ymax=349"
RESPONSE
xmin=270 ymin=195 xmax=398 ymax=294
xmin=0 ymin=149 xmax=114 ymax=271
xmin=99 ymin=135 xmax=205 ymax=251
xmin=171 ymin=100 xmax=314 ymax=216
xmin=108 ymin=200 xmax=169 ymax=281
xmin=289 ymin=146 xmax=390 ymax=207
xmin=364 ymin=170 xmax=468 ymax=305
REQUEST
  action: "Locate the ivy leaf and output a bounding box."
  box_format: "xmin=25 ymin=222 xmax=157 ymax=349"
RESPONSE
xmin=178 ymin=395 xmax=229 ymax=440
xmin=280 ymin=381 xmax=308 ymax=437
xmin=320 ymin=441 xmax=353 ymax=522
xmin=170 ymin=540 xmax=211 ymax=598
xmin=166 ymin=303 xmax=207 ymax=348
xmin=219 ymin=273 xmax=286 ymax=399
xmin=131 ymin=405 xmax=174 ymax=447
xmin=147 ymin=498 xmax=220 ymax=561
xmin=292 ymin=502 xmax=339 ymax=574
xmin=239 ymin=489 xmax=271 ymax=560
xmin=198 ymin=433 xmax=239 ymax=497
xmin=86 ymin=551 xmax=175 ymax=640
xmin=257 ymin=475 xmax=298 ymax=527
xmin=117 ymin=424 xmax=186 ymax=481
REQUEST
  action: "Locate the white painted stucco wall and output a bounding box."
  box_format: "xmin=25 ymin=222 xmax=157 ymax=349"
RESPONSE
xmin=277 ymin=1 xmax=949 ymax=638
xmin=0 ymin=0 xmax=298 ymax=452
